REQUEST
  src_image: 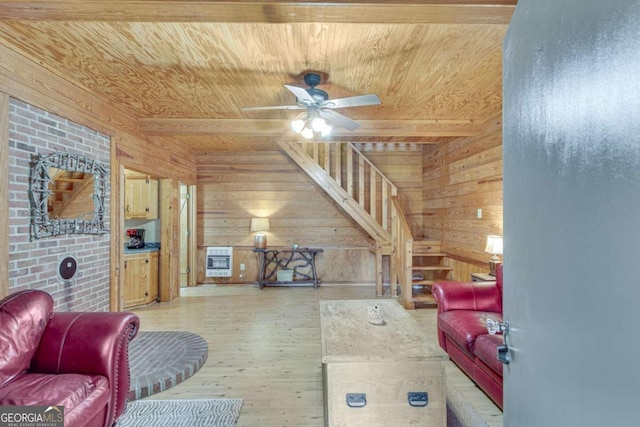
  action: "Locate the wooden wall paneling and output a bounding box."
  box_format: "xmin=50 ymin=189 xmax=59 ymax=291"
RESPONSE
xmin=316 ymin=249 xmax=376 ymax=283
xmin=195 ymin=247 xmax=377 ymax=285
xmin=116 ymin=131 xmax=196 ymax=184
xmin=0 ymin=93 xmax=8 ymax=298
xmin=422 ymin=120 xmax=502 ymax=268
xmin=0 ymin=44 xmax=137 ymax=136
xmin=359 ymin=145 xmax=424 ymax=236
xmin=443 ymin=256 xmax=489 ymax=282
xmin=233 ymin=247 xmax=261 ymax=284
xmin=194 ymin=248 xmax=257 ymax=285
xmin=196 ymin=149 xmax=373 ymax=283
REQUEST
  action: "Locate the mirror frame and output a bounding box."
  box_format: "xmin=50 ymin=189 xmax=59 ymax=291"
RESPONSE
xmin=29 ymin=151 xmax=109 ymax=240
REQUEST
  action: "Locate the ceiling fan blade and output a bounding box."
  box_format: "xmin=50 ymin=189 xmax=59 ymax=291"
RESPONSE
xmin=284 ymin=84 xmax=316 ymax=104
xmin=242 ymin=105 xmax=305 ymax=111
xmin=319 ymin=109 xmax=361 ymax=131
xmin=322 ymin=94 xmax=381 ymax=109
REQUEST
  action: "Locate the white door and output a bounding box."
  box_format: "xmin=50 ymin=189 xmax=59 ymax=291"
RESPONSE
xmin=503 ymin=0 xmax=640 ymax=425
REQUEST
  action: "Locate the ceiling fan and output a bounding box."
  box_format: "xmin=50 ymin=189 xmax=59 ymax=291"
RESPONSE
xmin=242 ymin=73 xmax=381 ymax=137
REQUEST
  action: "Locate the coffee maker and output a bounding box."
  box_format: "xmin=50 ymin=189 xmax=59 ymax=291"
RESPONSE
xmin=126 ymin=229 xmax=145 ymax=249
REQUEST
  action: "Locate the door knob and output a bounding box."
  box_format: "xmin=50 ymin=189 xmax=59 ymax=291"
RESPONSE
xmin=498 ymin=344 xmax=511 ymax=365
xmin=487 ymin=318 xmax=511 ymax=365
xmin=486 ymin=318 xmax=509 ymax=335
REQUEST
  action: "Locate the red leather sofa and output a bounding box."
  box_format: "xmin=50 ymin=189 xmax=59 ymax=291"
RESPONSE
xmin=432 ymin=264 xmax=504 ymax=408
xmin=0 ymin=290 xmax=140 ymax=426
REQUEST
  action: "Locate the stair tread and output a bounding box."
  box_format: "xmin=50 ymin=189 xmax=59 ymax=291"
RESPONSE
xmin=412 ymin=280 xmax=435 ymax=286
xmin=412 ymin=294 xmax=436 ymax=302
xmin=411 ymin=293 xmax=437 ymax=306
xmin=412 ymin=265 xmax=453 ymax=271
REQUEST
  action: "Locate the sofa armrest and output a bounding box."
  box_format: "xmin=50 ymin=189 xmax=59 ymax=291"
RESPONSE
xmin=432 ymin=281 xmax=502 ymax=314
xmin=30 ymin=312 xmax=140 ymax=426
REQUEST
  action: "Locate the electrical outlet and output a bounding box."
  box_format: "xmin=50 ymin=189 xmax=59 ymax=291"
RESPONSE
xmin=477 ymin=208 xmax=483 ymax=219
xmin=240 ymin=263 xmax=245 ymax=271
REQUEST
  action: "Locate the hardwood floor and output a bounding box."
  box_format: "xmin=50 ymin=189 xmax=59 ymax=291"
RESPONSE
xmin=131 ymin=284 xmax=503 ymax=426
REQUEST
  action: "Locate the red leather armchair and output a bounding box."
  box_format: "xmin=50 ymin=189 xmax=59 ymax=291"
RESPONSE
xmin=432 ymin=264 xmax=504 ymax=409
xmin=0 ymin=290 xmax=140 ymax=426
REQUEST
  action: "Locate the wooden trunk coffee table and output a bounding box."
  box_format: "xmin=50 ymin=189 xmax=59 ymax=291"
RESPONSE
xmin=320 ymin=299 xmax=448 ymax=427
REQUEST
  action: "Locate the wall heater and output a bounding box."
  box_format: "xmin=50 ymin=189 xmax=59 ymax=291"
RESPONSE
xmin=205 ymin=246 xmax=233 ymax=277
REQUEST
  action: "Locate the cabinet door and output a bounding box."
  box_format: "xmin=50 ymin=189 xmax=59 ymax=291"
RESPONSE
xmin=123 ymin=255 xmax=148 ymax=308
xmin=147 ymin=179 xmax=159 ymax=219
xmin=124 ymin=177 xmax=150 ymax=219
xmin=147 ymin=252 xmax=159 ymax=302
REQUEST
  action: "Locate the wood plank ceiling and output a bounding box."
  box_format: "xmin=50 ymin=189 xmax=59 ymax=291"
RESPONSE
xmin=0 ymin=1 xmax=515 ymax=152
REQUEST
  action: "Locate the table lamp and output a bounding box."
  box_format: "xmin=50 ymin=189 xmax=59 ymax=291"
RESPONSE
xmin=250 ymin=217 xmax=270 ymax=249
xmin=485 ymin=235 xmax=503 ymax=276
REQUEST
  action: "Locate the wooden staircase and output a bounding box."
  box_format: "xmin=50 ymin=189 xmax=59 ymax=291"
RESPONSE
xmin=409 ymin=240 xmax=453 ymax=308
xmin=278 ymin=141 xmax=451 ymax=309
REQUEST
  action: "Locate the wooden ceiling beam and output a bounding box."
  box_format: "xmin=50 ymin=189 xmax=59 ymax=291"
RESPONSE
xmin=140 ymin=118 xmax=482 ymax=138
xmin=0 ymin=1 xmax=516 ymax=24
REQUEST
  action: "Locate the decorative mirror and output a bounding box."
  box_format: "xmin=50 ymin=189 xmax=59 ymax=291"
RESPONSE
xmin=29 ymin=151 xmax=109 ymax=239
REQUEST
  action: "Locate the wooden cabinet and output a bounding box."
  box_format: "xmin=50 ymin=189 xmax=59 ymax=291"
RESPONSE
xmin=124 ymin=251 xmax=159 ymax=309
xmin=124 ymin=171 xmax=158 ymax=219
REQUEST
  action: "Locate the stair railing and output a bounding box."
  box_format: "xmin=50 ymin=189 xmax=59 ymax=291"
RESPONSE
xmin=281 ymin=140 xmax=415 ymax=301
xmin=296 ymin=141 xmax=398 ymax=233
xmin=391 ymin=196 xmax=414 ymax=307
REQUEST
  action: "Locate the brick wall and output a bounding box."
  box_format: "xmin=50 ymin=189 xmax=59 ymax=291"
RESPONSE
xmin=8 ymin=98 xmax=111 ymax=311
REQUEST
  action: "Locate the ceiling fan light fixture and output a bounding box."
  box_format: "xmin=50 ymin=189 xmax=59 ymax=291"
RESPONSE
xmin=311 ymin=117 xmax=326 ymax=132
xmin=301 ymin=127 xmax=314 ymax=139
xmin=320 ymin=123 xmax=332 ymax=137
xmin=291 ymin=119 xmax=305 ymax=133
xmin=243 ymin=73 xmax=380 ymax=136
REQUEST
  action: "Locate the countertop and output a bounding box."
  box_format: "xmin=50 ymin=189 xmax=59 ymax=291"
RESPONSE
xmin=124 ymin=242 xmax=160 ymax=254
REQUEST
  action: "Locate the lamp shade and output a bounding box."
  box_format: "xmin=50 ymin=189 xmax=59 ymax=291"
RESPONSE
xmin=484 ymin=235 xmax=503 ymax=255
xmin=250 ymin=217 xmax=270 ymax=232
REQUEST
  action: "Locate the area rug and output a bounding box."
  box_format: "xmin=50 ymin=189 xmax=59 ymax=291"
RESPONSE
xmin=116 ymin=399 xmax=243 ymax=427
xmin=445 ymin=365 xmax=502 ymax=427
xmin=128 ymin=331 xmax=209 ymax=401
xmin=447 ymin=382 xmax=489 ymax=427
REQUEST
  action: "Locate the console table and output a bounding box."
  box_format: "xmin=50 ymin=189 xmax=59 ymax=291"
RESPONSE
xmin=470 ymin=272 xmax=497 ymax=282
xmin=253 ymin=248 xmax=323 ymax=289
